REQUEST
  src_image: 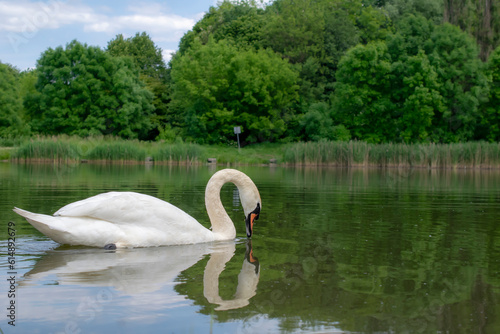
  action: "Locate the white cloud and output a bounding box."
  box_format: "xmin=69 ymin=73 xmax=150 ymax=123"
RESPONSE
xmin=162 ymin=49 xmax=176 ymax=64
xmin=126 ymin=2 xmax=165 ymax=15
xmin=0 ymin=0 xmax=195 ymax=39
xmin=85 ymin=13 xmax=194 ymax=35
xmin=0 ymin=0 xmax=96 ymax=33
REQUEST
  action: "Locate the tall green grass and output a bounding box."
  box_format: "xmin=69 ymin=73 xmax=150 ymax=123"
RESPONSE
xmin=152 ymin=143 xmax=204 ymax=163
xmin=10 ymin=136 xmax=500 ymax=168
xmin=11 ymin=136 xmax=206 ymax=163
xmin=86 ymin=141 xmax=147 ymax=161
xmin=10 ymin=135 xmax=275 ymax=164
xmin=0 ymin=148 xmax=13 ymax=160
xmin=13 ymin=137 xmax=80 ymax=161
xmin=202 ymin=143 xmax=282 ymax=164
xmin=283 ymin=141 xmax=500 ymax=168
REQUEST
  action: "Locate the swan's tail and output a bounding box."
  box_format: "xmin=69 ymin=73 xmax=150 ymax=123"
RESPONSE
xmin=13 ymin=207 xmax=125 ymax=247
xmin=13 ymin=207 xmax=71 ymax=244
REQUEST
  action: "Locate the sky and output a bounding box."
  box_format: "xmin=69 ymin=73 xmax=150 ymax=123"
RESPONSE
xmin=0 ymin=0 xmax=221 ymax=70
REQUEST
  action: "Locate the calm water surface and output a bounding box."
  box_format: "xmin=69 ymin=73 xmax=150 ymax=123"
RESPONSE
xmin=0 ymin=163 xmax=499 ymax=333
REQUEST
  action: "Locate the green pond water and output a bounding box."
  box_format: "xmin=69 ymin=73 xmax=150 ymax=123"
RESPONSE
xmin=0 ymin=163 xmax=499 ymax=333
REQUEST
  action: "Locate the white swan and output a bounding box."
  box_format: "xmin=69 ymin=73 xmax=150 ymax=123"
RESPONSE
xmin=13 ymin=169 xmax=261 ymax=248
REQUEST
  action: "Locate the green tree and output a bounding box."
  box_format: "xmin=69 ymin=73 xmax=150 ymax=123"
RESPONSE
xmin=299 ymin=102 xmax=351 ymax=141
xmin=334 ymin=15 xmax=487 ymax=143
xmin=18 ymin=69 xmax=38 ymax=104
xmin=444 ymin=0 xmax=500 ymax=61
xmin=107 ymin=32 xmax=170 ymax=140
xmin=387 ymin=15 xmax=485 ymax=142
xmin=178 ymin=0 xmax=265 ymax=56
xmin=393 ymin=51 xmax=445 ymax=142
xmin=260 ymin=0 xmax=392 ymax=108
xmin=333 ymin=42 xmax=395 ymax=143
xmin=384 ymin=0 xmax=443 ymax=24
xmin=170 ymin=38 xmax=299 ymax=144
xmin=324 ymin=11 xmax=360 ymax=72
xmin=387 ymin=14 xmax=434 ymax=59
xmin=424 ymin=23 xmax=488 ymax=142
xmin=26 ymin=40 xmax=154 ymax=139
xmin=0 ymin=62 xmax=28 ymax=137
xmin=261 ymin=0 xmax=326 ymax=64
xmin=384 ymin=15 xmax=445 ymax=142
xmin=356 ymin=5 xmax=393 ymax=44
xmin=261 ymin=0 xmax=362 ymax=105
xmin=107 ymin=32 xmax=167 ymax=78
xmin=481 ymin=46 xmax=500 ymax=141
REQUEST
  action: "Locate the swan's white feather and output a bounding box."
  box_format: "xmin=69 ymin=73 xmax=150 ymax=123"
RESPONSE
xmin=55 ymin=192 xmax=201 ymax=229
xmin=13 ymin=169 xmax=260 ymax=248
xmin=15 ymin=192 xmax=215 ymax=247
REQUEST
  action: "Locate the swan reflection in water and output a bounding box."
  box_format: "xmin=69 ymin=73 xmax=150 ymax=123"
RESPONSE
xmin=204 ymin=240 xmax=259 ymax=311
xmin=20 ymin=240 xmax=260 ymax=320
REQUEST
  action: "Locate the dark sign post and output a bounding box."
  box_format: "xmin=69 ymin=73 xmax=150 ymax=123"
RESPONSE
xmin=234 ymin=126 xmax=241 ymax=149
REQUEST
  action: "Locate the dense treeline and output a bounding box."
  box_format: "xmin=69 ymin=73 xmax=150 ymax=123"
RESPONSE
xmin=1 ymin=0 xmax=500 ymax=145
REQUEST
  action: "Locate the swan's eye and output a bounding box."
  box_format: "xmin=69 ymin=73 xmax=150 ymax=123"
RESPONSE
xmin=253 ymin=203 xmax=261 ymax=215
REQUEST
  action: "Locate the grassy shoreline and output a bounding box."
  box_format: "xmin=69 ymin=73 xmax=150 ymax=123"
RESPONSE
xmin=6 ymin=136 xmax=282 ymax=166
xmin=3 ymin=136 xmax=500 ymax=169
xmin=283 ymin=141 xmax=500 ymax=169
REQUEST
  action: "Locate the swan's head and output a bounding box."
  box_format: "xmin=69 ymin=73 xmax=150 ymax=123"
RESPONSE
xmin=239 ymin=183 xmax=261 ymax=238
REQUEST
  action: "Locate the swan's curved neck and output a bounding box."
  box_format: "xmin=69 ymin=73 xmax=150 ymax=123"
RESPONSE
xmin=205 ymin=169 xmax=257 ymax=240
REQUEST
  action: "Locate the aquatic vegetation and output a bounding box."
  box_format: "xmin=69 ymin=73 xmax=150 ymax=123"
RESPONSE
xmin=282 ymin=141 xmax=500 ymax=168
xmin=9 ymin=136 xmax=500 ymax=168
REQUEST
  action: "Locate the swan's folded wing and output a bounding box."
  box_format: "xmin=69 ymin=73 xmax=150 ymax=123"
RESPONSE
xmin=53 ymin=192 xmax=199 ymax=228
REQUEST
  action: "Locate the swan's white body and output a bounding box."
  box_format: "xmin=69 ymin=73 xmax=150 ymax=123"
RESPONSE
xmin=13 ymin=169 xmax=261 ymax=248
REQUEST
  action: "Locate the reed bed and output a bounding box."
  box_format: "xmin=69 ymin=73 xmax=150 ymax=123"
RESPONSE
xmin=283 ymin=141 xmax=500 ymax=168
xmin=203 ymin=143 xmax=282 ymax=164
xmin=0 ymin=148 xmax=13 ymax=160
xmin=9 ymin=136 xmax=500 ymax=168
xmin=10 ymin=136 xmax=206 ymax=164
xmin=86 ymin=141 xmax=147 ymax=162
xmin=152 ymin=143 xmax=204 ymax=164
xmin=13 ymin=137 xmax=80 ymax=162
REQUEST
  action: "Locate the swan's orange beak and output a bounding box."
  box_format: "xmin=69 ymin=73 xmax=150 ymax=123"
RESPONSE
xmin=249 ymin=248 xmax=257 ymax=263
xmin=246 ymin=212 xmax=258 ymax=238
xmin=246 ymin=203 xmax=260 ymax=238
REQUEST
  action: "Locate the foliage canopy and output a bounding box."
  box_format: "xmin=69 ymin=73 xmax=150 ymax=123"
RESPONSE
xmin=171 ymin=38 xmax=299 ymax=144
xmin=2 ymin=0 xmax=500 ymax=144
xmin=107 ymin=32 xmax=170 ymax=140
xmin=0 ymin=62 xmax=27 ymax=137
xmin=25 ymin=40 xmax=154 ymax=139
